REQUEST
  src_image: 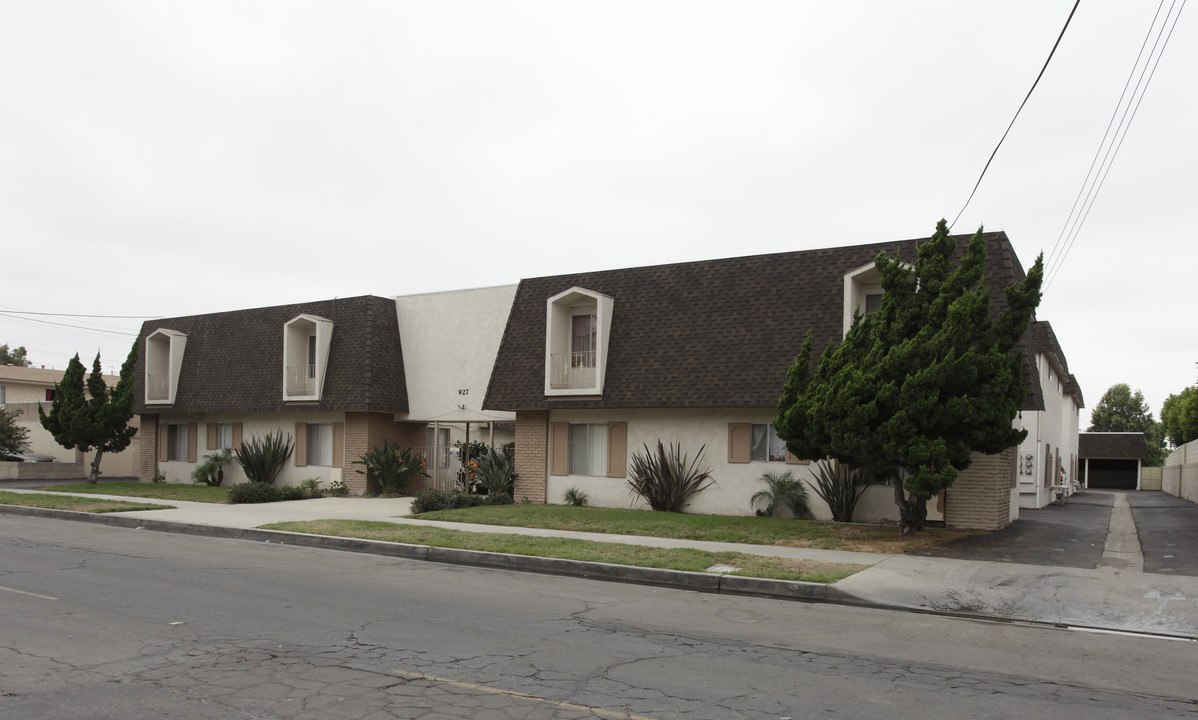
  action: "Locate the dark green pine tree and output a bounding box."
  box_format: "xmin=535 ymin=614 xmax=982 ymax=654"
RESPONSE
xmin=774 ymin=220 xmax=1043 ymax=534
xmin=39 ymin=346 xmax=138 ymax=484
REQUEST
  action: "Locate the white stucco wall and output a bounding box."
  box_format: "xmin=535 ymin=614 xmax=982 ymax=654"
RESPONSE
xmin=154 ymin=411 xmax=346 ymax=488
xmin=545 ymin=407 xmax=909 ymax=522
xmin=394 ymin=285 xmax=518 ymax=424
xmin=1016 ymin=352 xmax=1082 ymax=509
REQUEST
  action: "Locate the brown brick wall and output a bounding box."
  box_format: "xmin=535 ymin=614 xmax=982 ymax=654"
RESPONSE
xmin=139 ymin=414 xmax=159 ymax=482
xmin=513 ymin=410 xmax=548 ymax=504
xmin=945 ymin=447 xmax=1017 ymax=531
xmin=343 ymin=411 xmax=426 ymax=495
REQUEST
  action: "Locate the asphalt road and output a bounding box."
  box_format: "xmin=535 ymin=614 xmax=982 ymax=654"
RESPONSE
xmin=2 ymin=515 xmax=1197 ymax=719
xmin=1129 ymin=491 xmax=1198 ymax=576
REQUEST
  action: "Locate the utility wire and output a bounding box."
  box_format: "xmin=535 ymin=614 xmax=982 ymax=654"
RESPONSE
xmin=0 ymin=311 xmax=139 ymax=337
xmin=1044 ymin=0 xmax=1186 ymax=289
xmin=0 ymin=309 xmax=161 ymax=319
xmin=949 ymin=0 xmax=1082 ymax=231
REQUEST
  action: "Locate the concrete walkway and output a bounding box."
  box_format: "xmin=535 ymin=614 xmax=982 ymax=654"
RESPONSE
xmin=4 ymin=486 xmax=1198 ymax=639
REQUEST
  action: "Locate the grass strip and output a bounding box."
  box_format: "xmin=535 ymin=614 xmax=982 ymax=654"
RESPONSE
xmin=41 ymin=482 xmax=230 ymax=503
xmin=412 ymin=504 xmax=973 ymax=554
xmin=0 ymin=491 xmax=172 ymax=514
xmin=262 ymin=519 xmax=865 ymax=584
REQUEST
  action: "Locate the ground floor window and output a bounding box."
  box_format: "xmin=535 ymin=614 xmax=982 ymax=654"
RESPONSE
xmin=568 ymin=423 xmax=607 ymax=476
xmin=216 ymin=423 xmax=233 ymax=450
xmin=307 ymin=423 xmax=334 ymax=466
xmin=750 ymin=423 xmax=787 ymax=462
xmin=167 ymin=424 xmax=188 ymax=461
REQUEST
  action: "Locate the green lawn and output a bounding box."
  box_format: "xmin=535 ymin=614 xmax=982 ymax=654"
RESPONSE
xmin=413 ymin=504 xmax=974 ymax=554
xmin=42 ymin=482 xmax=230 ymax=503
xmin=263 ymin=520 xmax=864 ymax=584
xmin=0 ymin=491 xmax=172 ymax=514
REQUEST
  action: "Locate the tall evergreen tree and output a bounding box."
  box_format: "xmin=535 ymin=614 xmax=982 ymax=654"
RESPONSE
xmin=0 ymin=407 xmax=31 ymax=456
xmin=775 ymin=220 xmax=1043 ymax=534
xmin=39 ymin=346 xmax=138 ymax=484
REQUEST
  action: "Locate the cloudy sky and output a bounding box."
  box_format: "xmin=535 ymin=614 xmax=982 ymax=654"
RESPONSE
xmin=1 ymin=1 xmax=1193 ymax=427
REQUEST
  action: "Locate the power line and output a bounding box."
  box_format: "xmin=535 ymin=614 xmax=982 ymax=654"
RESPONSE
xmin=0 ymin=312 xmax=139 ymax=337
xmin=0 ymin=310 xmax=161 ymax=319
xmin=1044 ymin=0 xmax=1187 ymax=290
xmin=949 ymin=0 xmax=1082 ymax=231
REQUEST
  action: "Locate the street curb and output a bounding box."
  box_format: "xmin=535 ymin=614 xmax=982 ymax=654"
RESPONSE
xmin=0 ymin=504 xmax=837 ymax=602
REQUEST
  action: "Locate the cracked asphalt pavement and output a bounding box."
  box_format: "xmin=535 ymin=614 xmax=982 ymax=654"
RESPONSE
xmin=3 ymin=515 xmax=1197 ymax=719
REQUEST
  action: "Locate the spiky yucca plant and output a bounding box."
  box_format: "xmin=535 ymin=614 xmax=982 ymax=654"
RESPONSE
xmin=233 ymin=431 xmax=294 ymax=485
xmin=811 ymin=459 xmax=870 ymax=522
xmin=750 ymin=469 xmax=815 ymax=519
xmin=627 ymin=441 xmax=715 ymax=513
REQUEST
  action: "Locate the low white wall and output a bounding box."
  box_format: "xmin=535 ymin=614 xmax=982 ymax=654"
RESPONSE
xmin=1163 ymin=439 xmax=1198 ymax=502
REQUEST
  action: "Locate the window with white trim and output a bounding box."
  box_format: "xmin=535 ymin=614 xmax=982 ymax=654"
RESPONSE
xmin=307 ymin=423 xmax=334 ymax=466
xmin=568 ymin=423 xmax=607 ymax=476
xmin=750 ymin=423 xmax=788 ymax=462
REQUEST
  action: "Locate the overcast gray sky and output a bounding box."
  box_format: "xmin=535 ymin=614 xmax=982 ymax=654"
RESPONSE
xmin=1 ymin=1 xmax=1193 ymax=428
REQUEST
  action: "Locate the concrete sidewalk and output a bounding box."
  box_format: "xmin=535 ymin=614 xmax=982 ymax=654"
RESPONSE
xmin=4 ymin=487 xmax=1198 ymax=639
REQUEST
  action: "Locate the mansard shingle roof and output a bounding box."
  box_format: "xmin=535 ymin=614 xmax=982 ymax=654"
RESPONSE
xmin=132 ymin=295 xmax=407 ymax=415
xmin=485 ymin=231 xmax=1044 ymax=411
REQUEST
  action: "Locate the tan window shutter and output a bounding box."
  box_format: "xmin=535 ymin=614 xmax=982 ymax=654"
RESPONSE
xmin=785 ymin=449 xmax=808 ymax=465
xmin=332 ymin=423 xmax=345 ymax=466
xmin=158 ymin=424 xmax=168 ymax=462
xmin=549 ymin=422 xmax=568 ymax=476
xmin=206 ymin=424 xmax=217 ymax=451
xmin=728 ymin=423 xmax=750 ymax=463
xmin=294 ymin=422 xmax=307 ymax=467
xmin=186 ymin=423 xmax=198 ymax=463
xmin=606 ymin=422 xmax=627 ymax=478
xmin=232 ymin=423 xmax=243 ymax=450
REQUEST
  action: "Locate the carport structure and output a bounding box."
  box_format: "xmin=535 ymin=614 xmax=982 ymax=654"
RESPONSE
xmin=1079 ymin=432 xmax=1149 ymax=490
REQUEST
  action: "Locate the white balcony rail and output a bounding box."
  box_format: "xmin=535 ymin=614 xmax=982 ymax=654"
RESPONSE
xmin=550 ymin=351 xmax=596 ymax=389
xmin=285 ymin=364 xmax=316 ymax=397
xmin=146 ymin=374 xmax=170 ymax=401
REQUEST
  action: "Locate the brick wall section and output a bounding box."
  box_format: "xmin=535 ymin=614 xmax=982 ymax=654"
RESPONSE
xmin=139 ymin=414 xmax=159 ymax=482
xmin=513 ymin=410 xmax=548 ymax=504
xmin=343 ymin=412 xmax=426 ymax=495
xmin=945 ymin=447 xmax=1017 ymax=531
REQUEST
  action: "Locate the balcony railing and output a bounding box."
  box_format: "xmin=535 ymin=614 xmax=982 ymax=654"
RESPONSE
xmin=285 ymin=364 xmax=316 ymax=397
xmin=146 ymin=374 xmax=170 ymax=401
xmin=549 ymin=351 xmax=596 ymax=390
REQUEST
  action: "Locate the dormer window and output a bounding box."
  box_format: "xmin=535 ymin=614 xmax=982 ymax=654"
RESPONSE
xmin=545 ymin=287 xmax=613 ymax=396
xmin=842 ymin=262 xmax=884 ymax=336
xmin=283 ymin=314 xmax=333 ymax=401
xmin=145 ymin=328 xmax=187 ymax=405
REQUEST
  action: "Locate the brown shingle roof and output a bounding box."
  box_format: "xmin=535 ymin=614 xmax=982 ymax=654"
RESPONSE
xmin=1079 ymin=432 xmax=1149 ymax=460
xmin=485 ymin=232 xmax=1045 ymax=411
xmin=132 ymin=295 xmax=408 ymax=415
xmin=1029 ymin=320 xmax=1083 ymax=407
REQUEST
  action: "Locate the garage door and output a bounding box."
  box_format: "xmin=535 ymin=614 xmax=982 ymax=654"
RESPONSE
xmin=1086 ymin=459 xmax=1139 ymax=489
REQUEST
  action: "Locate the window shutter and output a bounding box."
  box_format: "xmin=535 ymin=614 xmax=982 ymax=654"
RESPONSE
xmin=294 ymin=423 xmax=307 ymax=467
xmin=158 ymin=424 xmax=168 ymax=462
xmin=232 ymin=423 xmax=243 ymax=450
xmin=606 ymin=422 xmax=627 ymax=478
xmin=549 ymin=422 xmax=568 ymax=476
xmin=186 ymin=423 xmax=198 ymax=463
xmin=785 ymin=449 xmax=808 ymax=465
xmin=728 ymin=423 xmax=750 ymax=463
xmin=332 ymin=423 xmax=344 ymax=466
xmin=206 ymin=424 xmax=217 ymax=451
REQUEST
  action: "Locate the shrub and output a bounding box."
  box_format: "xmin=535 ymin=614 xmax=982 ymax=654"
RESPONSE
xmin=327 ymin=479 xmax=349 ymax=497
xmin=750 ymin=469 xmax=814 ymax=519
xmin=227 ymin=482 xmax=282 ymax=504
xmin=234 ymin=431 xmax=294 ymax=485
xmin=151 ymin=470 xmax=166 ymax=484
xmin=353 ymin=442 xmax=427 ymax=495
xmin=811 ymin=459 xmax=870 ymax=522
xmin=277 ymin=485 xmax=309 ymax=501
xmin=473 ymin=446 xmax=517 ymax=495
xmin=563 ymin=486 xmax=589 ymax=507
xmin=192 ymin=448 xmax=233 ymax=487
xmin=410 ymin=489 xmax=514 ymax=514
xmin=627 ymin=441 xmax=715 ymax=513
xmin=301 ymin=478 xmax=323 ymax=498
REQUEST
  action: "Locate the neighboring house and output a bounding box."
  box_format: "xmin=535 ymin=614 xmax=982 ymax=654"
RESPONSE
xmin=132 ymin=289 xmax=517 ymax=493
xmin=1014 ymin=321 xmax=1085 ymax=508
xmin=1078 ymin=432 xmax=1149 ymax=490
xmin=0 ymin=364 xmax=141 ymax=478
xmin=483 ymin=232 xmax=1073 ymax=532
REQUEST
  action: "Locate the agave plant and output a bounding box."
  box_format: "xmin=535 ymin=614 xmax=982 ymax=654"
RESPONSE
xmin=472 ymin=445 xmax=517 ymax=495
xmin=750 ymin=469 xmax=814 ymax=519
xmin=811 ymin=459 xmax=870 ymax=522
xmin=353 ymin=442 xmax=427 ymax=495
xmin=627 ymin=441 xmax=715 ymax=513
xmin=233 ymin=431 xmax=294 ymax=485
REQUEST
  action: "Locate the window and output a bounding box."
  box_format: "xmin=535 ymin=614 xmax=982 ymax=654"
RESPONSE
xmin=167 ymin=424 xmax=188 ymax=461
xmin=0 ymin=385 xmax=5 ymax=404
xmin=864 ymin=293 xmax=883 ymax=314
xmin=307 ymin=335 xmax=317 ymax=379
xmin=307 ymin=423 xmax=334 ymax=466
xmin=571 ymin=314 xmax=596 ymax=367
xmin=568 ymin=423 xmax=607 ymax=476
xmin=750 ymin=423 xmax=788 ymax=462
xmin=216 ymin=423 xmax=233 ymax=450
xmin=45 ymin=388 xmax=56 ymax=402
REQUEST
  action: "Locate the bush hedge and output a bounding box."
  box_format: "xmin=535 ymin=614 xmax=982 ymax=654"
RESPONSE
xmin=410 ymin=489 xmax=514 ymax=514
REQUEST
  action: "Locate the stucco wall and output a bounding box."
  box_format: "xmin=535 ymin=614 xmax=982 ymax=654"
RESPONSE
xmin=1015 ymin=352 xmax=1081 ymax=509
xmin=1163 ymin=439 xmax=1198 ymax=502
xmin=5 ymin=401 xmax=139 ymax=478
